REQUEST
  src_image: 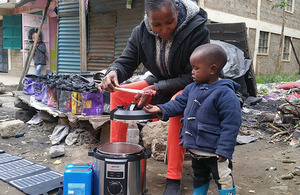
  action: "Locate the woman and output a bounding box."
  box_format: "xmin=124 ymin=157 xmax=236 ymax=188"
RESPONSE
xmin=32 ymin=32 xmax=46 ymax=76
xmin=98 ymin=0 xmax=209 ymax=194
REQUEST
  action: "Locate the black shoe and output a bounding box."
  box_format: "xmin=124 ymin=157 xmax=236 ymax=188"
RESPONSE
xmin=163 ymin=179 xmax=181 ymax=195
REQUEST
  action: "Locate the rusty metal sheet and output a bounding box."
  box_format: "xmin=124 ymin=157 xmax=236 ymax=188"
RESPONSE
xmin=87 ymin=0 xmax=144 ymax=72
xmin=114 ymin=0 xmax=144 ymax=58
xmin=87 ymin=12 xmax=116 ymax=71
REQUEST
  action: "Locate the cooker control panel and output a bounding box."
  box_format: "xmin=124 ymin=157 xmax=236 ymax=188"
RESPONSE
xmin=106 ymin=164 xmax=125 ymax=179
xmin=105 ymin=163 xmax=126 ymax=195
xmin=108 ymin=181 xmax=123 ymax=195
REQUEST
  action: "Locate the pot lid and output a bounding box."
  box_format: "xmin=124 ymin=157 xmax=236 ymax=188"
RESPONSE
xmin=110 ymin=103 xmax=157 ymax=122
xmin=97 ymin=142 xmax=144 ymax=155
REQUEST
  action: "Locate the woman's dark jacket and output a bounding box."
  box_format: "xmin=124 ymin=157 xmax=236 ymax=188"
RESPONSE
xmin=34 ymin=42 xmax=46 ymax=65
xmin=106 ymin=3 xmax=210 ymax=104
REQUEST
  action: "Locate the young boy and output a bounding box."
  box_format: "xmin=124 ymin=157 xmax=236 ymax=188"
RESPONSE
xmin=144 ymin=43 xmax=242 ymax=195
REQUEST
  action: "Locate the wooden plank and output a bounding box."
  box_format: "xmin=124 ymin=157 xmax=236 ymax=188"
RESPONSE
xmin=206 ymin=23 xmax=246 ymax=33
xmin=209 ymin=32 xmax=247 ymax=42
xmin=13 ymin=91 xmax=111 ymax=130
xmin=289 ymin=38 xmax=300 ymax=74
xmin=206 ymin=22 xmax=257 ymax=96
xmin=79 ymin=0 xmax=87 ymax=72
xmin=207 ymin=23 xmax=249 ymax=58
xmin=13 ymin=91 xmax=65 ymax=118
xmin=89 ymin=117 xmax=110 ymax=131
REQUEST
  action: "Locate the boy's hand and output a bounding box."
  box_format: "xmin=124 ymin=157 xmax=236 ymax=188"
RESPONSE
xmin=143 ymin=104 xmax=162 ymax=113
xmin=217 ymin=155 xmax=227 ymax=162
xmin=135 ymin=85 xmax=156 ymax=108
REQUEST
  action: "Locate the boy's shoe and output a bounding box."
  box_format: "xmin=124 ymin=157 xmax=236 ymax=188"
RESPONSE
xmin=218 ymin=186 xmax=236 ymax=195
xmin=192 ymin=182 xmax=209 ymax=195
xmin=163 ymin=179 xmax=181 ymax=195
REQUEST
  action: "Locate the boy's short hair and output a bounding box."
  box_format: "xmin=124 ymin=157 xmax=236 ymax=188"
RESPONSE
xmin=193 ymin=43 xmax=227 ymax=73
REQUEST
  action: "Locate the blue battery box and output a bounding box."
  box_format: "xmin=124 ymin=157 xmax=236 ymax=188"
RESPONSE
xmin=66 ymin=163 xmax=92 ymax=170
xmin=63 ymin=167 xmax=92 ymax=195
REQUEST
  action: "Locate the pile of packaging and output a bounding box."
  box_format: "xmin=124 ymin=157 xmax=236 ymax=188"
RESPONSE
xmin=23 ymin=72 xmax=104 ymax=116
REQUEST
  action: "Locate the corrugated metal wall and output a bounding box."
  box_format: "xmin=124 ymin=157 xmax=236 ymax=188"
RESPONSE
xmin=87 ymin=0 xmax=144 ymax=71
xmin=57 ymin=0 xmax=81 ymax=74
xmin=58 ymin=0 xmax=80 ymax=14
xmin=115 ymin=1 xmax=144 ymax=58
xmin=87 ymin=12 xmax=116 ymax=71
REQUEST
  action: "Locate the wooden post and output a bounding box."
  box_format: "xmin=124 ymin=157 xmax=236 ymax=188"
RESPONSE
xmin=79 ymin=0 xmax=87 ymax=72
xmin=275 ymin=8 xmax=285 ymax=74
xmin=289 ymin=38 xmax=300 ymax=75
xmin=17 ymin=0 xmax=51 ymax=91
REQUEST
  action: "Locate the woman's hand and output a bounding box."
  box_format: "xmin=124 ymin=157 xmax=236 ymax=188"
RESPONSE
xmin=134 ymin=85 xmax=156 ymax=108
xmin=217 ymin=155 xmax=227 ymax=163
xmin=143 ymin=104 xmax=161 ymax=113
xmin=98 ymin=70 xmax=119 ymax=93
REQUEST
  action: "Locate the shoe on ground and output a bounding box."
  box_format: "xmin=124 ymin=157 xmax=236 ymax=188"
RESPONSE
xmin=163 ymin=178 xmax=181 ymax=195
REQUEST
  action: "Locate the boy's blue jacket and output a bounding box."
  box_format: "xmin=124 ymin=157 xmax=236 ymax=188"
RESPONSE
xmin=158 ymin=79 xmax=242 ymax=159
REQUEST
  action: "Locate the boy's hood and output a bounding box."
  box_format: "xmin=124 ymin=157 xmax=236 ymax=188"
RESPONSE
xmin=144 ymin=0 xmax=203 ymax=37
xmin=200 ymin=79 xmax=240 ymax=92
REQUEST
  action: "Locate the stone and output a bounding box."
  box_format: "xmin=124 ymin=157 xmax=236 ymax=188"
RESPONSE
xmin=77 ymin=131 xmax=96 ymax=145
xmin=270 ymin=185 xmax=288 ymax=191
xmin=15 ymin=110 xmax=37 ymax=122
xmin=0 ymin=120 xmax=25 ymax=138
xmin=40 ymin=110 xmax=58 ymax=122
xmin=294 ymin=129 xmax=300 ymax=139
xmin=58 ymin=117 xmax=69 ymax=125
xmin=151 ymin=138 xmax=167 ymax=161
xmin=75 ymin=128 xmax=85 ymax=133
xmin=40 ymin=122 xmax=57 ymax=132
xmin=0 ymin=82 xmax=6 ymax=94
xmin=266 ymin=167 xmax=277 ymax=171
xmin=282 ymin=114 xmax=294 ymax=124
xmin=281 ymin=173 xmax=294 ymax=180
xmin=14 ymin=99 xmax=36 ymax=111
xmin=49 ymin=145 xmax=65 ymax=158
xmin=65 ymin=132 xmax=79 ymax=146
xmin=0 ymin=100 xmax=2 ymax=107
xmin=282 ymin=159 xmax=296 ymax=163
xmin=141 ymin=121 xmax=169 ymax=149
xmin=257 ymin=113 xmax=275 ymax=123
xmin=292 ymin=170 xmax=300 ymax=176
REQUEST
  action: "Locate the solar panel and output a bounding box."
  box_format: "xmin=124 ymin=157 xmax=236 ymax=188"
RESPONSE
xmin=0 ymin=164 xmax=48 ymax=181
xmin=0 ymin=153 xmax=11 ymax=159
xmin=10 ymin=171 xmax=63 ymax=189
xmin=0 ymin=156 xmax=23 ymax=164
xmin=0 ymin=159 xmax=34 ymax=173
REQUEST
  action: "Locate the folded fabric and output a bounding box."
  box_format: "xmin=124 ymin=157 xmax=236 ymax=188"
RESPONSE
xmin=278 ymin=82 xmax=300 ymax=89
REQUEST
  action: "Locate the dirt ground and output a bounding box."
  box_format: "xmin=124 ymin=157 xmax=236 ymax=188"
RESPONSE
xmin=0 ymin=92 xmax=300 ymax=195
